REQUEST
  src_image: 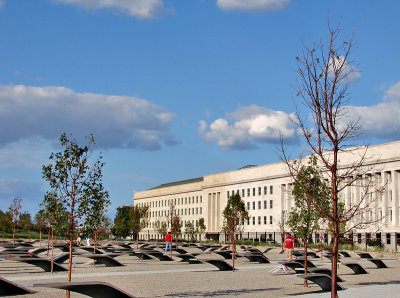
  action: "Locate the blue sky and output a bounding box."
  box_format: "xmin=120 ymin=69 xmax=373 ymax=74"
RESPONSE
xmin=0 ymin=0 xmax=399 ymax=218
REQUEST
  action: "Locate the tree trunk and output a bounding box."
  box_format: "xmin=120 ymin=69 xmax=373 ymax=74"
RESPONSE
xmin=303 ymin=239 xmax=308 ymax=287
xmin=66 ymin=204 xmax=75 ymax=298
xmin=136 ymin=232 xmax=139 ymax=249
xmin=47 ymin=228 xmax=50 ymax=256
xmin=39 ymin=230 xmax=42 ymax=246
xmin=232 ymin=231 xmax=236 ymax=271
xmin=330 ymin=224 xmax=339 ymax=298
xmin=51 ymin=227 xmax=54 ymax=273
xmin=12 ymin=225 xmax=15 ymax=245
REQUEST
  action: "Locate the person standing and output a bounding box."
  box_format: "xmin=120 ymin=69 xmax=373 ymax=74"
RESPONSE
xmin=165 ymin=232 xmax=172 ymax=252
xmin=284 ymin=233 xmax=294 ymax=259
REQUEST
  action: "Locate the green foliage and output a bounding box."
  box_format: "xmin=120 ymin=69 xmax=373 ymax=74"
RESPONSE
xmin=41 ymin=191 xmax=69 ymax=237
xmin=171 ymin=215 xmax=182 ymax=241
xmin=0 ymin=210 xmax=12 ymax=233
xmin=129 ymin=205 xmax=149 ymax=236
xmin=288 ymin=157 xmax=328 ymax=243
xmin=112 ymin=205 xmax=132 ymax=238
xmin=185 ymin=222 xmax=196 ymax=242
xmin=19 ymin=212 xmax=33 ymax=232
xmin=154 ymin=220 xmax=168 ymax=239
xmin=83 ymin=178 xmax=110 ymax=239
xmin=34 ymin=209 xmax=47 ymax=232
xmin=222 ymin=193 xmax=248 ymax=235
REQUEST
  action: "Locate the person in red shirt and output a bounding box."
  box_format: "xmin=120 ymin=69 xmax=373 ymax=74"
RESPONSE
xmin=165 ymin=232 xmax=172 ymax=252
xmin=284 ymin=233 xmax=295 ymax=259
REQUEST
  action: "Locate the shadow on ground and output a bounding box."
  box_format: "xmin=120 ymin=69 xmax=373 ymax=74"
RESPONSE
xmin=163 ymin=287 xmax=280 ymax=297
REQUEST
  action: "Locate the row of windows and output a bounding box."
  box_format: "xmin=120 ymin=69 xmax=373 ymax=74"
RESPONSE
xmin=248 ymin=216 xmax=273 ymax=225
xmin=138 ymin=195 xmax=203 ymax=209
xmin=150 ymin=219 xmax=199 ymax=229
xmin=227 ymin=185 xmax=274 ymax=198
xmin=150 ymin=207 xmax=203 ymax=218
xmin=247 ymin=200 xmax=273 ymax=210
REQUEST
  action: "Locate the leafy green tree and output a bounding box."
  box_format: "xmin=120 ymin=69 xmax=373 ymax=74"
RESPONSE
xmin=154 ymin=220 xmax=167 ymax=241
xmin=8 ymin=197 xmax=22 ymax=245
xmin=0 ymin=210 xmax=12 ymax=242
xmin=196 ymin=218 xmax=206 ymax=242
xmin=222 ymin=193 xmax=248 ymax=271
xmin=19 ymin=211 xmax=33 ymax=241
xmin=287 ymin=157 xmax=328 ymax=287
xmin=34 ymin=209 xmax=47 ymax=245
xmin=185 ymin=222 xmax=196 ymax=243
xmin=83 ymin=181 xmax=110 ymax=254
xmin=112 ymin=205 xmax=132 ymax=238
xmin=42 ymin=133 xmax=104 ymax=289
xmin=41 ymin=191 xmax=69 ymax=273
xmin=129 ymin=205 xmax=149 ymax=249
xmin=171 ymin=215 xmax=182 ymax=245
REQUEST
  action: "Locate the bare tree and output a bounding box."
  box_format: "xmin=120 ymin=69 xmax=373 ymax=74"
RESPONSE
xmin=281 ymin=21 xmax=383 ymax=297
xmin=8 ymin=197 xmax=22 ymax=245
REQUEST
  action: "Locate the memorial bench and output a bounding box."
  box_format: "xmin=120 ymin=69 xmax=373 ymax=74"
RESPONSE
xmin=341 ymin=262 xmax=368 ymax=274
xmin=0 ymin=277 xmax=36 ymax=296
xmin=35 ymin=281 xmax=133 ymax=298
xmin=15 ymin=258 xmax=68 ymax=272
xmin=298 ymin=274 xmax=343 ymax=292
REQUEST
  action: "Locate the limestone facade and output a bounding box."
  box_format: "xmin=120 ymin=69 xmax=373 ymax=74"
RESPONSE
xmin=133 ymin=141 xmax=400 ymax=247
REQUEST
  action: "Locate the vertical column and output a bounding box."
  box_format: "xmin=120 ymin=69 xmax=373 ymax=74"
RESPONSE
xmin=216 ymin=192 xmax=220 ymax=232
xmin=382 ymin=172 xmax=389 ymax=227
xmin=372 ymin=173 xmax=378 ymax=223
xmin=281 ymin=184 xmax=286 ymax=213
xmin=211 ymin=193 xmax=216 ymax=231
xmin=392 ymin=170 xmax=399 ymax=227
xmin=207 ymin=193 xmax=212 ymax=231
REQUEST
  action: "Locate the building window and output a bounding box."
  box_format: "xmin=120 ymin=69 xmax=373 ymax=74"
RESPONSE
xmin=270 ymin=200 xmax=273 ymax=209
xmin=227 ymin=191 xmax=230 ymax=198
xmin=247 ymin=188 xmax=250 ymax=196
xmin=242 ymin=189 xmax=245 ymax=197
xmin=237 ymin=190 xmax=239 ymax=194
xmin=258 ymin=216 xmax=261 ymax=225
xmin=264 ymin=200 xmax=267 ymax=209
xmin=253 ymin=188 xmax=256 ymax=196
xmin=258 ymin=201 xmax=261 ymax=209
xmin=188 ymin=208 xmax=190 ymax=215
xmin=253 ymin=201 xmax=256 ymax=210
xmin=200 ymin=196 xmax=202 ymax=203
xmin=200 ymin=207 xmax=202 ymax=214
xmin=252 ymin=217 xmax=255 ymax=225
xmin=192 ymin=208 xmax=194 ymax=214
xmin=247 ymin=202 xmax=250 ymax=210
xmin=247 ymin=217 xmax=250 ymax=225
xmin=270 ymin=216 xmax=273 ymax=224
xmin=258 ymin=187 xmax=261 ymax=195
xmin=185 ymin=209 xmax=187 ymax=215
xmin=185 ymin=197 xmax=187 ymax=204
xmin=196 ymin=208 xmax=198 ymax=214
xmin=264 ymin=186 xmax=267 ymax=195
xmin=270 ymin=185 xmax=273 ymax=194
xmin=387 ymin=233 xmax=391 ymax=244
xmin=264 ymin=216 xmax=267 ymax=224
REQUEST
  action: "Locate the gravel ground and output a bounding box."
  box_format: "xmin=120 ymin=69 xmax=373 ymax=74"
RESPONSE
xmin=1 ymin=244 xmax=400 ymax=297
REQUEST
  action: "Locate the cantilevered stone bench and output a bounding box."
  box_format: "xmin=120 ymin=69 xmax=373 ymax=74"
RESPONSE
xmin=289 ymin=258 xmax=316 ymax=268
xmin=15 ymin=258 xmax=68 ymax=272
xmin=79 ymin=246 xmax=104 ymax=255
xmin=172 ymin=248 xmax=190 ymax=254
xmin=214 ymin=251 xmax=233 ymax=259
xmin=356 ymin=252 xmax=373 ymax=259
xmin=342 ymin=262 xmax=368 ymax=274
xmin=286 ymin=262 xmax=343 ymax=282
xmin=36 ymin=281 xmax=133 ymax=298
xmin=298 ymin=274 xmax=343 ymax=292
xmin=202 ymin=259 xmax=234 ymax=271
xmin=131 ymin=251 xmax=153 ymax=260
xmin=145 ymin=251 xmax=173 ymax=261
xmin=173 ymin=254 xmax=198 ymax=262
xmin=339 ymin=251 xmax=351 ymax=257
xmin=81 ymin=254 xmax=125 ymax=267
xmin=242 ymin=254 xmax=270 ymax=263
xmin=367 ymin=258 xmax=388 ymax=268
xmin=0 ymin=277 xmax=36 ymax=296
xmin=262 ymin=247 xmax=273 ymax=254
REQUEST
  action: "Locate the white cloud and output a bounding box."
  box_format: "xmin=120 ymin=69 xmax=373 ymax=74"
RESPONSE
xmin=199 ymin=104 xmax=296 ymax=150
xmin=328 ymin=56 xmax=360 ymax=83
xmin=51 ymin=0 xmax=169 ymax=19
xmin=0 ymin=84 xmax=177 ymax=150
xmin=217 ymin=0 xmax=289 ymax=12
xmin=384 ymin=81 xmax=400 ymax=100
xmin=348 ymin=81 xmax=400 ymax=139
